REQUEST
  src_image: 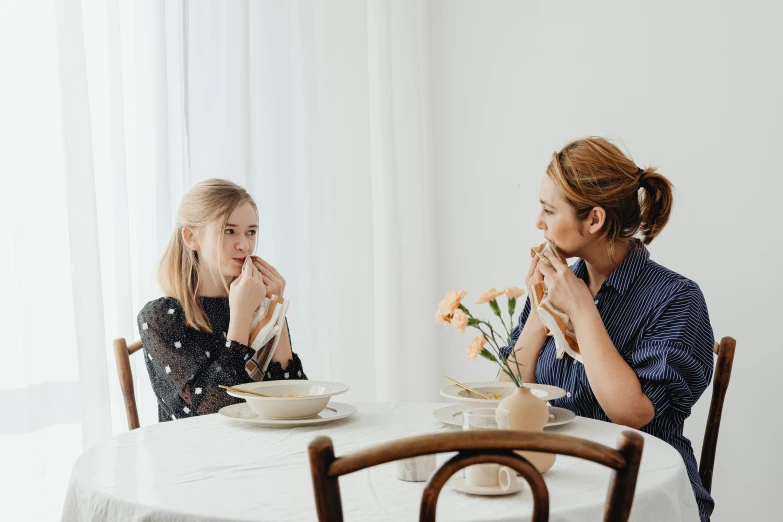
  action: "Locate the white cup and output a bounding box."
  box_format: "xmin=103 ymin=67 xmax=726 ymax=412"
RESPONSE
xmin=462 ymin=408 xmax=513 ymax=490
xmin=396 ymin=454 xmax=436 ymax=482
xmin=464 ymin=463 xmax=515 ymax=490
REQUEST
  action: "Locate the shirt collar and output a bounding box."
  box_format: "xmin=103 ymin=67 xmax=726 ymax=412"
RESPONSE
xmin=603 ymin=239 xmax=649 ymax=295
xmin=571 ymin=239 xmax=649 ymax=296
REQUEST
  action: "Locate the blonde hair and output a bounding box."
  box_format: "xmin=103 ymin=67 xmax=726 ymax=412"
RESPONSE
xmin=158 ymin=179 xmax=257 ymax=332
xmin=546 ymin=137 xmax=674 ymax=254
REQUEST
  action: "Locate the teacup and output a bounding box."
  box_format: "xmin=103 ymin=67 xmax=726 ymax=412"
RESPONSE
xmin=396 ymin=454 xmax=436 ymax=482
xmin=464 ymin=464 xmax=515 ymax=490
xmin=461 ymin=407 xmax=514 ymax=490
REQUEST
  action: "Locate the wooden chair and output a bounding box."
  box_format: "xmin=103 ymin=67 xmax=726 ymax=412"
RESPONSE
xmin=113 ymin=338 xmax=144 ymax=431
xmin=699 ymin=336 xmax=736 ymax=493
xmin=309 ymin=430 xmax=644 ymax=522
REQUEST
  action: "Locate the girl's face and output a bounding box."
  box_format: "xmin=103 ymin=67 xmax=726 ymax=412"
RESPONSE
xmin=198 ymin=202 xmax=258 ymax=280
xmin=535 ymin=175 xmax=592 ymax=258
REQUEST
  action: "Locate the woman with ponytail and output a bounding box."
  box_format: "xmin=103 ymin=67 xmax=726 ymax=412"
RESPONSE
xmin=502 ymin=137 xmax=715 ymax=520
xmin=138 ymin=179 xmax=307 ymax=422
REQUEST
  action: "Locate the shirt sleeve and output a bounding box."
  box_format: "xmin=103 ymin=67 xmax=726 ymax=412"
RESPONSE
xmin=632 ymin=283 xmax=715 ymax=420
xmin=138 ymin=298 xmax=257 ymax=413
xmin=263 ymin=319 xmax=308 ymax=381
xmin=500 ymin=296 xmax=532 ymax=360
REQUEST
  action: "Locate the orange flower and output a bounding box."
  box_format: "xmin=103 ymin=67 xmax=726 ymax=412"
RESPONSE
xmin=435 ymin=309 xmax=449 ymax=324
xmin=466 ymin=334 xmax=487 ymax=359
xmin=451 ymin=309 xmax=468 ymax=334
xmin=436 ymin=290 xmax=467 ymax=322
xmin=504 ymin=286 xmax=526 ymax=299
xmin=476 ymin=287 xmax=504 ymax=304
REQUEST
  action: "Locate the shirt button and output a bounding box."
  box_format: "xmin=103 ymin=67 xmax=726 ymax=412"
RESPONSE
xmin=594 ymin=299 xmax=599 ymax=304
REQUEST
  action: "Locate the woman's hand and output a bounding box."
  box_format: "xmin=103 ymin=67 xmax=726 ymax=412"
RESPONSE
xmin=502 ymin=255 xmax=551 ymax=383
xmin=523 ymin=255 xmax=546 ymax=333
xmin=536 ymin=252 xmax=594 ymax=319
xmin=252 ymin=256 xmax=286 ymax=299
xmin=229 ymin=257 xmax=267 ymax=319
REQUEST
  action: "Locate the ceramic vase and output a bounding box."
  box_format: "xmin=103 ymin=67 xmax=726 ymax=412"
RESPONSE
xmin=496 ymin=387 xmax=556 ymax=473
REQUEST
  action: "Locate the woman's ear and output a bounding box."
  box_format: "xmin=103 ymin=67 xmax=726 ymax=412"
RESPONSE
xmin=586 ymin=207 xmax=606 ymax=236
xmin=182 ymin=226 xmax=198 ymax=251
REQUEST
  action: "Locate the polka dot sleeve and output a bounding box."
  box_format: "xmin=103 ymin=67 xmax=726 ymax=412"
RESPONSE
xmin=261 ymin=320 xmax=307 ymax=381
xmin=138 ymin=298 xmax=256 ymax=414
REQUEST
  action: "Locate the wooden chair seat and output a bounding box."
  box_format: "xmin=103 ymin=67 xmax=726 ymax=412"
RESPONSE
xmin=309 ymin=429 xmax=644 ymax=522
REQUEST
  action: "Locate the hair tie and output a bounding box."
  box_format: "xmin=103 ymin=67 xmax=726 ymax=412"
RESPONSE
xmin=636 ymin=167 xmax=645 ymax=185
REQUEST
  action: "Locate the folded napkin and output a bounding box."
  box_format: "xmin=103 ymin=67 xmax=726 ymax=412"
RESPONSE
xmin=244 ymin=294 xmax=290 ymax=381
xmin=530 ymin=242 xmax=582 ymax=362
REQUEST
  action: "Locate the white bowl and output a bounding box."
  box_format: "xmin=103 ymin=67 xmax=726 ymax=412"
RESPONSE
xmin=439 ymin=381 xmax=567 ymax=410
xmin=225 ymin=380 xmax=349 ymax=420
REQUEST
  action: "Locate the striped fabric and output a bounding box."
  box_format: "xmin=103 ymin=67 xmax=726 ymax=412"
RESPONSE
xmin=502 ymin=239 xmax=715 ymax=521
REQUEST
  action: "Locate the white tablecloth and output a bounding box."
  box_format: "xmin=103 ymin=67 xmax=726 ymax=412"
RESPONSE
xmin=61 ymin=402 xmax=700 ymax=522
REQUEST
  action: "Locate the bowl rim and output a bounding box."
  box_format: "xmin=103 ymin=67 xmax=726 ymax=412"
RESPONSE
xmin=439 ymin=381 xmax=566 ymax=403
xmin=225 ymin=380 xmax=349 ymax=401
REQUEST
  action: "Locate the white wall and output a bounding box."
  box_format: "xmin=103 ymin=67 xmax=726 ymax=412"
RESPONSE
xmin=426 ymin=1 xmax=782 ymax=520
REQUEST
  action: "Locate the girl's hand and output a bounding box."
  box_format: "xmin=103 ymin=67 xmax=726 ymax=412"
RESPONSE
xmin=229 ymin=257 xmax=267 ymax=319
xmin=536 ymin=252 xmax=593 ymax=319
xmin=252 ymin=256 xmax=286 ymax=298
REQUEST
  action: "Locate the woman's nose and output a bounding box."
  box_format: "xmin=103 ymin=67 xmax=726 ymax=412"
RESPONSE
xmin=535 ymin=211 xmax=545 ymax=231
xmin=236 ymin=237 xmax=249 ymax=252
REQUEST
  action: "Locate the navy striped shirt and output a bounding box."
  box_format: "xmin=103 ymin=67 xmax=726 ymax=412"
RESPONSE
xmin=502 ymin=239 xmax=714 ymax=521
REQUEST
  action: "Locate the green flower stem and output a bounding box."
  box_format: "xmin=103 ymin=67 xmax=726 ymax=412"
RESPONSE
xmin=499 ymin=365 xmax=517 ymax=384
xmin=474 ymin=324 xmax=501 ymax=354
xmin=505 ymin=341 xmax=525 ymax=387
xmin=479 ymin=320 xmax=507 ymax=350
xmin=498 ymin=312 xmax=511 ymax=339
xmin=489 ymin=299 xmax=512 ymax=339
xmin=471 ymin=323 xmax=521 ymax=387
xmin=509 ymin=345 xmax=523 ymax=384
xmin=482 ymin=326 xmax=504 ymax=358
xmin=507 ymin=305 xmax=517 ymax=339
xmin=474 ymin=325 xmax=506 ymax=366
xmin=461 ymin=302 xmax=524 ymax=387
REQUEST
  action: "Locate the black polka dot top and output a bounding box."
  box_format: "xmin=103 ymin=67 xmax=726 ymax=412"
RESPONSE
xmin=138 ymin=296 xmax=307 ymax=422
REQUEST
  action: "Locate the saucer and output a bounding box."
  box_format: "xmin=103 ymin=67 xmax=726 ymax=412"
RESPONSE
xmin=451 ymin=474 xmax=524 ymax=496
xmin=218 ymin=401 xmax=356 ymax=428
xmin=433 ymin=404 xmax=575 ymax=428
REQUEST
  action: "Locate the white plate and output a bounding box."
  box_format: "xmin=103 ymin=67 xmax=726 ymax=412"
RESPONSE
xmin=439 ymin=381 xmax=567 ymax=408
xmin=433 ymin=404 xmax=575 ymax=428
xmin=225 ymin=380 xmax=349 ymax=419
xmin=451 ymin=474 xmax=524 ymax=496
xmin=218 ymin=401 xmax=357 ymax=428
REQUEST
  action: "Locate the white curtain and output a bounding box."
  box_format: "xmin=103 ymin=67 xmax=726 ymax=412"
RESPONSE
xmin=0 ymin=0 xmax=174 ymax=518
xmin=175 ymin=0 xmax=440 ymax=402
xmin=0 ymin=1 xmax=442 ymax=519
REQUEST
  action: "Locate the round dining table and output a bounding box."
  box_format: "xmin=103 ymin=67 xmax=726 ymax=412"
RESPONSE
xmin=61 ymin=402 xmax=700 ymax=521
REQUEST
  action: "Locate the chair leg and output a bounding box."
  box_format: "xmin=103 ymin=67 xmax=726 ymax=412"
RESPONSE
xmin=309 ymin=436 xmax=344 ymax=522
xmin=604 ymin=431 xmax=644 ymax=522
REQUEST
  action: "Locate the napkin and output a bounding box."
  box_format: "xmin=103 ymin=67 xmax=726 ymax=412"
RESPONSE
xmin=240 ymin=256 xmax=291 ymax=380
xmin=242 ymin=294 xmax=289 ymax=381
xmin=530 ymin=242 xmax=582 ymax=362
